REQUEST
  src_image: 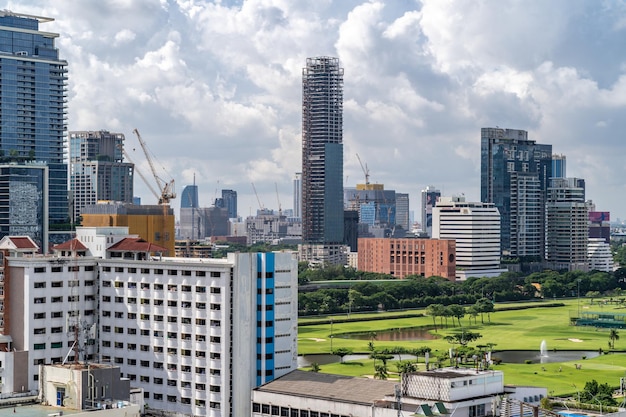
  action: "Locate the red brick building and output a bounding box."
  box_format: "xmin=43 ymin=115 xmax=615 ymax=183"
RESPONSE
xmin=357 ymin=238 xmax=456 ymax=280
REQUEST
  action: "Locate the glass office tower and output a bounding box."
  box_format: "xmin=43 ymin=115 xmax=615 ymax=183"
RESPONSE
xmin=0 ymin=11 xmax=69 ymax=232
xmin=480 ymin=127 xmax=552 ymax=259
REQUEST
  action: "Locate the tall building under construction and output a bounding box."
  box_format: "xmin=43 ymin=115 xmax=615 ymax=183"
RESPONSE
xmin=300 ymin=57 xmax=345 ymax=265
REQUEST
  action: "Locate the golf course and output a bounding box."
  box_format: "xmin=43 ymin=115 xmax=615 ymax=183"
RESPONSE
xmin=298 ymin=298 xmax=626 ymax=397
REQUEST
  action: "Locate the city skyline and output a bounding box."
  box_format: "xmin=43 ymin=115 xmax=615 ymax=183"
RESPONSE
xmin=12 ymin=1 xmax=626 ymax=221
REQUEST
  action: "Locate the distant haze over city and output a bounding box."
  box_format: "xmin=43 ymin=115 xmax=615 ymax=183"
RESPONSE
xmin=16 ymin=0 xmax=626 ymax=221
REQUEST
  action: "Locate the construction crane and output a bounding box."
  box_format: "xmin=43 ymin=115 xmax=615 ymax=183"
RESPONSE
xmin=275 ymin=182 xmax=282 ymax=217
xmin=118 ymin=145 xmax=161 ymax=202
xmin=132 ymin=128 xmax=176 ymax=205
xmin=251 ymin=182 xmax=264 ymax=211
xmin=356 ymin=153 xmax=370 ymax=185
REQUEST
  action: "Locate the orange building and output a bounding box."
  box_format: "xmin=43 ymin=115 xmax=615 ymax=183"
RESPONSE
xmin=358 ymin=237 xmax=456 ymax=280
xmin=81 ymin=202 xmax=175 ymax=255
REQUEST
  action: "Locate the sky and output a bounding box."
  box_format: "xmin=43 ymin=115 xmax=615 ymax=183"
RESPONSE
xmin=13 ymin=0 xmax=626 ymax=222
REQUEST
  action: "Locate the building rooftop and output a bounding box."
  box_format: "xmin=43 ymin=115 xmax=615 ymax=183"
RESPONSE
xmin=1 ymin=404 xmax=80 ymax=417
xmin=52 ymin=238 xmax=87 ymax=251
xmin=411 ymin=367 xmax=501 ymax=379
xmin=107 ymin=238 xmax=168 ymax=253
xmin=255 ymin=370 xmax=397 ymax=406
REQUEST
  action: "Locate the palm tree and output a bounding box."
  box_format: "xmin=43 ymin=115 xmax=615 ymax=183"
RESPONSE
xmin=609 ymin=329 xmax=619 ymax=349
xmin=374 ymin=363 xmax=388 ymax=380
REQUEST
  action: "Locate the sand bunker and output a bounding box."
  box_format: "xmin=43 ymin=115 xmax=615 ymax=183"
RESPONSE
xmin=568 ymin=338 xmax=583 ymax=342
xmin=300 ymin=337 xmax=326 ymax=342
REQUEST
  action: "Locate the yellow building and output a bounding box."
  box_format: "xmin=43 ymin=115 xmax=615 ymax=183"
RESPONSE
xmin=81 ymin=202 xmax=175 ymax=255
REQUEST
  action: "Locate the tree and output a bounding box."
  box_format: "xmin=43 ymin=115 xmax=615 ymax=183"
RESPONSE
xmin=609 ymin=329 xmax=619 ymax=349
xmin=447 ymin=304 xmax=466 ymax=327
xmin=426 ymin=304 xmax=445 ymax=331
xmin=467 ymin=305 xmax=479 ymax=325
xmin=475 ymin=298 xmax=494 ymax=323
xmin=333 ymin=347 xmax=353 ymax=363
xmin=396 ymin=360 xmax=418 ymax=374
xmin=444 ymin=331 xmax=483 ymax=347
xmin=580 ymin=379 xmax=617 ymax=406
xmin=374 ymin=363 xmax=388 ymax=380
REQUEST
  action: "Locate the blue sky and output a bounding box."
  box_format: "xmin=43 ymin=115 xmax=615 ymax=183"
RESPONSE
xmin=14 ymin=0 xmax=626 ymax=222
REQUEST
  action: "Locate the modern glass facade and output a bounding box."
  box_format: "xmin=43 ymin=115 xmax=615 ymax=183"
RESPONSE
xmin=301 ymin=57 xmax=344 ymax=244
xmin=0 ymin=164 xmax=48 ymax=251
xmin=69 ymin=130 xmax=134 ymax=223
xmin=421 ymin=185 xmax=440 ymax=237
xmin=0 ymin=11 xmax=69 ymax=229
xmin=220 ymin=189 xmax=237 ymax=219
xmin=180 ymin=184 xmax=199 ymax=208
xmin=480 ymin=128 xmax=552 ymax=258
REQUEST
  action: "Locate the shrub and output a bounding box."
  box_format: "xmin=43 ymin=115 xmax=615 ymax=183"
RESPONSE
xmin=525 ymin=360 xmax=533 ymax=364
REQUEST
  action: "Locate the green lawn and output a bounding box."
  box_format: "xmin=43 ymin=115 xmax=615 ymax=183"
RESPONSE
xmin=298 ymin=298 xmax=626 ymax=396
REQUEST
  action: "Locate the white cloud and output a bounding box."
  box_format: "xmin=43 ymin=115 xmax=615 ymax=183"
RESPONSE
xmin=7 ymin=0 xmax=626 ymax=221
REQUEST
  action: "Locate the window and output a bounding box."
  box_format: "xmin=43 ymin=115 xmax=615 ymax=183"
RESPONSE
xmin=154 ymin=269 xmax=163 ymax=275
xmin=196 ymin=271 xmax=206 ymax=277
xmin=141 ymin=345 xmax=150 ymax=352
xmin=51 ymin=296 xmax=62 ymax=303
xmin=102 ymin=296 xmax=111 ymax=302
xmin=154 ymin=283 xmax=164 ymax=290
xmin=34 ymin=328 xmax=46 ymax=335
xmin=140 ymin=329 xmax=150 ymax=336
xmin=34 ymin=282 xmax=46 ymax=288
xmin=34 ymin=312 xmax=46 ymax=319
xmin=115 ymin=312 xmax=124 ymax=318
xmin=128 ymin=344 xmax=137 ymax=350
xmin=167 ymin=300 xmax=177 ymax=307
xmin=167 ymin=396 xmax=177 ymax=403
xmin=51 ymin=281 xmax=63 ymax=287
xmin=102 ymin=326 xmax=111 ymax=333
xmin=196 ymin=302 xmax=206 ymax=310
xmin=140 ymin=360 xmax=150 ymax=367
xmin=196 ymin=285 xmax=206 ymax=292
xmin=210 ymin=287 xmax=221 ymax=294
xmin=51 ymin=267 xmax=62 ymax=273
xmin=34 ymin=297 xmax=46 ymax=304
xmin=102 ymin=266 xmax=111 ymax=272
xmin=51 ymin=327 xmax=62 ymax=333
xmin=115 ymin=342 xmax=124 ymax=349
xmin=168 ymin=316 xmax=177 ymax=323
xmin=51 ymin=312 xmax=62 ymax=318
xmin=34 ymin=343 xmax=46 ymax=350
xmin=34 ymin=267 xmax=46 ymax=273
xmin=115 ymin=267 xmax=124 ymax=273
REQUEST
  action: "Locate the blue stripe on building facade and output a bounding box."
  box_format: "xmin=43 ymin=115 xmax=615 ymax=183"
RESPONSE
xmin=256 ymin=253 xmax=275 ymax=386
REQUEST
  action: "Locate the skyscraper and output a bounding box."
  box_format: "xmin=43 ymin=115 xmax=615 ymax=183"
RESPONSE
xmin=220 ymin=189 xmax=237 ymax=219
xmin=545 ymin=177 xmax=588 ymax=271
xmin=69 ymin=130 xmax=134 ymax=223
xmin=300 ymin=57 xmax=344 ymax=264
xmin=395 ymin=193 xmax=410 ymax=232
xmin=0 ymin=11 xmax=69 ymax=231
xmin=421 ymin=185 xmax=440 ymax=237
xmin=480 ymin=128 xmax=552 ymax=259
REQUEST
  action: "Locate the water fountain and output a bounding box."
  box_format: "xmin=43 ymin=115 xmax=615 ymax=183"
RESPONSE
xmin=540 ymin=340 xmax=548 ymax=357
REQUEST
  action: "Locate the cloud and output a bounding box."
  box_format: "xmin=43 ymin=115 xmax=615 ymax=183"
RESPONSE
xmin=10 ymin=0 xmax=626 ymax=221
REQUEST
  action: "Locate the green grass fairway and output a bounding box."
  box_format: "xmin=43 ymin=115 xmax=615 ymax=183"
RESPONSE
xmin=298 ymin=298 xmax=626 ymax=395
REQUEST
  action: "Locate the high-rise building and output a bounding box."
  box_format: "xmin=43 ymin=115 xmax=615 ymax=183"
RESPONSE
xmin=432 ymin=196 xmax=507 ymax=280
xmin=0 ymin=11 xmax=69 ymax=231
xmin=480 ymin=128 xmax=552 ymax=259
xmin=395 ymin=193 xmax=410 ymax=232
xmin=300 ymin=57 xmax=345 ymax=265
xmin=218 ymin=189 xmax=237 ymax=219
xmin=545 ymin=177 xmax=588 ymax=271
xmin=69 ymin=130 xmax=134 ymax=223
xmin=588 ymin=238 xmax=614 ymax=272
xmin=293 ymin=172 xmax=302 ymax=220
xmin=180 ymin=184 xmax=199 ymax=209
xmin=552 ymin=154 xmax=566 ymax=178
xmin=421 ymin=186 xmax=440 ymax=237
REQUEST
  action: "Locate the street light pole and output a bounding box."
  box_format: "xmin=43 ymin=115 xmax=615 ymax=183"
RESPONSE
xmin=577 ymin=279 xmax=581 ymax=316
xmin=330 ymin=319 xmax=333 ymax=353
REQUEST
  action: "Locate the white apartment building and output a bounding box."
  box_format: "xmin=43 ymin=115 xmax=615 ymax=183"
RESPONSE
xmin=0 ymin=228 xmax=299 ymax=417
xmin=588 ymin=238 xmax=614 ymax=272
xmin=432 ymin=197 xmax=507 ymax=280
xmin=0 ymin=236 xmax=99 ymax=393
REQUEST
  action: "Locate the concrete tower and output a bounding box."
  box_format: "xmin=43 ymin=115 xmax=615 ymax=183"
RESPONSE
xmin=300 ymin=57 xmax=345 ymax=265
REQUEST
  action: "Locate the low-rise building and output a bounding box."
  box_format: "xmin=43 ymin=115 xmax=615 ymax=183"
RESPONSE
xmin=252 ymin=368 xmax=547 ymax=417
xmin=357 ymin=237 xmax=456 ymax=279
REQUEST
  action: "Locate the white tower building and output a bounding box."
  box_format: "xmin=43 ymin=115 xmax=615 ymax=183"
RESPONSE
xmin=432 ymin=196 xmax=507 ymax=280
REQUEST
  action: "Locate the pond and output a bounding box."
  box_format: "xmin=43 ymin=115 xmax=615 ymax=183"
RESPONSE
xmin=491 ymin=350 xmax=600 ymax=364
xmin=335 ymin=327 xmax=438 ymax=341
